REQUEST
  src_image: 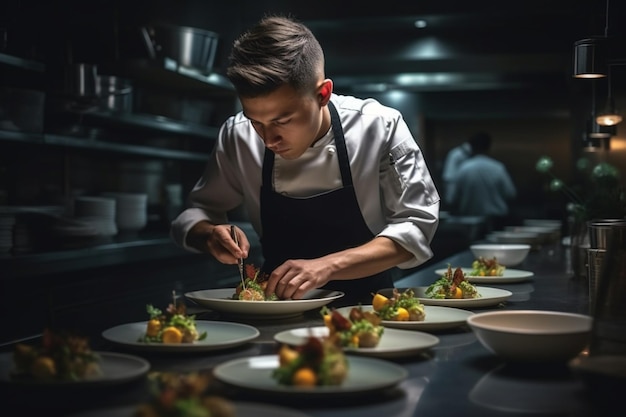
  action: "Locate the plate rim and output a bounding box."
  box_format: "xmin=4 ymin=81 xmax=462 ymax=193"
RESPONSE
xmin=332 ymin=304 xmax=474 ymax=331
xmin=0 ymin=351 xmax=150 ymax=387
xmin=212 ymin=354 xmax=408 ymax=396
xmin=101 ymin=320 xmax=260 ymax=352
xmin=273 ymin=326 xmax=439 ymax=357
xmin=378 ymin=286 xmax=513 ymax=307
xmin=184 ymin=288 xmax=345 ymax=317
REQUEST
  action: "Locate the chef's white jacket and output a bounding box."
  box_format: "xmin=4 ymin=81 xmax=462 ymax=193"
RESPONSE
xmin=170 ymin=94 xmax=440 ymax=269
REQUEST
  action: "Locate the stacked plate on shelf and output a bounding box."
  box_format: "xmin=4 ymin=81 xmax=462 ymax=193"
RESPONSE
xmin=102 ymin=192 xmax=148 ymax=232
xmin=72 ymin=196 xmax=117 ymax=237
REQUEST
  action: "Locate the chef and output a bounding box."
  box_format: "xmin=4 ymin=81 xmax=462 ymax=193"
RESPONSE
xmin=170 ymin=15 xmax=440 ymax=306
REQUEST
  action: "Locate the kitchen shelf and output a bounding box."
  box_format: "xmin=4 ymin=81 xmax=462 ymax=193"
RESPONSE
xmin=106 ymin=59 xmax=236 ymax=96
xmin=0 ymin=52 xmax=45 ymax=72
xmin=0 ymin=130 xmax=210 ymax=161
xmin=77 ymin=110 xmax=220 ymax=139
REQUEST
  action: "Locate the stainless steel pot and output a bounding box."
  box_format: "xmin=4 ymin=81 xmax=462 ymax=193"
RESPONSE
xmin=96 ymin=75 xmax=133 ymax=113
xmin=141 ymin=23 xmax=219 ymax=74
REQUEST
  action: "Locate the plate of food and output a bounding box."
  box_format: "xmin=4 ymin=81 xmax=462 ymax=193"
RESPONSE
xmin=213 ymin=337 xmax=407 ymax=398
xmin=334 ymin=304 xmax=474 ymax=331
xmin=66 ymin=371 xmax=310 ymax=417
xmin=66 ymin=402 xmax=310 ymax=417
xmin=1 ymin=329 xmax=149 ymax=387
xmin=184 ymin=288 xmax=344 ymax=319
xmin=379 ymin=287 xmax=512 ymax=308
xmin=102 ymin=320 xmax=259 ymax=352
xmin=273 ymin=326 xmax=438 ymax=358
xmin=434 ymin=268 xmax=534 ymax=284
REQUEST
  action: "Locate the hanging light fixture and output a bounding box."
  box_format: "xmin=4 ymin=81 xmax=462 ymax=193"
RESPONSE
xmin=596 ymin=65 xmax=623 ymax=125
xmin=573 ymin=38 xmax=607 ymax=79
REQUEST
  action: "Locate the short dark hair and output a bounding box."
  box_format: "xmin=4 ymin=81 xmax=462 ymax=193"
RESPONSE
xmin=226 ymin=15 xmax=325 ymax=98
xmin=469 ymin=131 xmax=492 ymax=154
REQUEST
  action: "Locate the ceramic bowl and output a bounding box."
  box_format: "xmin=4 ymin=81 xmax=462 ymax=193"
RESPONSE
xmin=470 ymin=243 xmax=531 ymax=266
xmin=467 ymin=310 xmax=592 ymax=362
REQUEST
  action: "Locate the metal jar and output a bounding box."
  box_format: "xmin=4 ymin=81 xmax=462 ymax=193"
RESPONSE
xmin=142 ymin=23 xmax=220 ymax=74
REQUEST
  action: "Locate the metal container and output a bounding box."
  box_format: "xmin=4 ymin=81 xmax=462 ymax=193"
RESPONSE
xmin=96 ymin=75 xmax=133 ymax=113
xmin=142 ymin=24 xmax=219 ymax=74
xmin=587 ymin=219 xmax=626 ymax=249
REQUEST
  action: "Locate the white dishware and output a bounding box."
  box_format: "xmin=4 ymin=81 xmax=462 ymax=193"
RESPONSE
xmin=467 ymin=310 xmax=592 ymax=362
xmin=273 ymin=326 xmax=439 ymax=359
xmin=333 ymin=305 xmax=474 ymax=331
xmin=378 ymin=287 xmax=513 ymax=308
xmin=102 ymin=320 xmax=260 ymax=352
xmin=0 ymin=351 xmax=149 ymax=386
xmin=101 ymin=192 xmax=148 ymax=232
xmin=213 ymin=354 xmax=407 ymax=398
xmin=434 ymin=268 xmax=534 ymax=284
xmin=184 ymin=288 xmax=344 ymax=319
xmin=470 ymin=243 xmax=531 ymax=266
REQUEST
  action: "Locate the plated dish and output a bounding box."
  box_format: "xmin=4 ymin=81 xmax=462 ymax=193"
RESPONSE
xmin=102 ymin=320 xmax=260 ymax=352
xmin=334 ymin=304 xmax=474 ymax=331
xmin=65 ymin=402 xmax=312 ymax=417
xmin=273 ymin=326 xmax=439 ymax=359
xmin=213 ymin=354 xmax=407 ymax=398
xmin=434 ymin=268 xmax=535 ymax=284
xmin=378 ymin=287 xmax=513 ymax=308
xmin=184 ymin=288 xmax=344 ymax=319
xmin=0 ymin=351 xmax=149 ymax=387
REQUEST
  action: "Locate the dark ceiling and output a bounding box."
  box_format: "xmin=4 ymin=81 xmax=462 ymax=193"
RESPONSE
xmin=239 ymin=0 xmax=622 ymax=95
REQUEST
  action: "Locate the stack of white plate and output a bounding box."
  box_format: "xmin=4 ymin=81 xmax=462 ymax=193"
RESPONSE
xmin=73 ymin=196 xmax=117 ymax=236
xmin=102 ymin=192 xmax=148 ymax=232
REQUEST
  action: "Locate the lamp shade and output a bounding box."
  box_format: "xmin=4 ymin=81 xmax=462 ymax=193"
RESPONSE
xmin=574 ymin=38 xmax=607 ymax=78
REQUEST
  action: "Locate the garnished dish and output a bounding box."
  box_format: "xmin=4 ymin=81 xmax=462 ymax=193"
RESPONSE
xmin=135 ymin=371 xmax=235 ymax=417
xmin=233 ymin=264 xmax=278 ymax=301
xmin=272 ymin=336 xmax=348 ymax=387
xmin=469 ymin=257 xmax=505 ymax=277
xmin=12 ymin=328 xmax=101 ymax=381
xmin=139 ymin=294 xmax=207 ymax=344
xmin=372 ymin=288 xmax=426 ymax=321
xmin=320 ymin=306 xmax=384 ymax=348
xmin=426 ymin=266 xmax=481 ymax=299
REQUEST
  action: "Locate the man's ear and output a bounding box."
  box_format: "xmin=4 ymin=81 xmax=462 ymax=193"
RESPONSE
xmin=318 ymin=79 xmax=333 ymax=105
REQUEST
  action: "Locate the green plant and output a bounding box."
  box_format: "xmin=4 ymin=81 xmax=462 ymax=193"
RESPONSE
xmin=535 ymin=156 xmax=626 ymax=222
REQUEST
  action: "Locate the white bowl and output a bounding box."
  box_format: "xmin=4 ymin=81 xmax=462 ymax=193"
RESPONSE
xmin=470 ymin=243 xmax=531 ymax=266
xmin=467 ymin=310 xmax=592 ymax=362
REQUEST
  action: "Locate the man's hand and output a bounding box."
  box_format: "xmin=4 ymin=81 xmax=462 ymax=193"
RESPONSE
xmin=186 ymin=221 xmax=248 ymax=264
xmin=264 ymin=258 xmax=332 ymax=300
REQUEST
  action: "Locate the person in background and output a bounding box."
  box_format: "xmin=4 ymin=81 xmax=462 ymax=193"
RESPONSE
xmin=170 ymin=15 xmax=440 ymax=306
xmin=441 ymin=140 xmax=472 ymax=208
xmin=448 ymin=131 xmax=516 ymax=232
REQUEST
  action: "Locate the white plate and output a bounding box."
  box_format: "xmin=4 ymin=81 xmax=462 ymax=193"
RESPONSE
xmin=213 ymin=354 xmax=407 ymax=398
xmin=102 ymin=320 xmax=259 ymax=352
xmin=66 ymin=402 xmax=311 ymax=417
xmin=0 ymin=351 xmax=149 ymax=387
xmin=378 ymin=287 xmax=513 ymax=308
xmin=273 ymin=326 xmax=439 ymax=358
xmin=434 ymin=268 xmax=535 ymax=283
xmin=334 ymin=305 xmax=474 ymax=331
xmin=184 ymin=288 xmax=344 ymax=319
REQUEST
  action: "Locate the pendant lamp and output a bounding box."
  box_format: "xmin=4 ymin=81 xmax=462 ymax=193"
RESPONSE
xmin=574 ymin=38 xmax=607 ymax=79
xmin=596 ymin=66 xmax=623 ymax=126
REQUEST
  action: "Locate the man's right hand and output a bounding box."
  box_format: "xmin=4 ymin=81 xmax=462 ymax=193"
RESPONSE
xmin=186 ymin=221 xmax=249 ymax=264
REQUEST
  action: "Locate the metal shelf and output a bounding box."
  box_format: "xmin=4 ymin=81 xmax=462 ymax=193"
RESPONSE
xmin=0 ymin=52 xmax=45 ymax=72
xmin=0 ymin=130 xmax=209 ymax=161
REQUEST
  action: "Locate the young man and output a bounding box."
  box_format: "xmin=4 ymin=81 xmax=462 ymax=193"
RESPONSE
xmin=170 ymin=15 xmax=440 ymax=305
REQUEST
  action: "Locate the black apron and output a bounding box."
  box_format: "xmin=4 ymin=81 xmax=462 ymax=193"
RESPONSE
xmin=260 ymin=101 xmax=394 ymax=307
